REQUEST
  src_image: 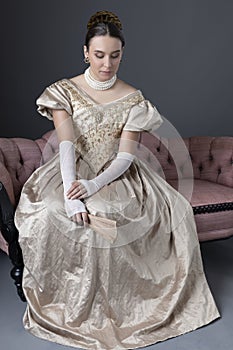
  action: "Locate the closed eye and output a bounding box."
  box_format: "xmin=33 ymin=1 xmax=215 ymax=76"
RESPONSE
xmin=94 ymin=50 xmax=121 ymax=59
xmin=95 ymin=54 xmax=120 ymax=59
xmin=111 ymin=54 xmax=120 ymax=59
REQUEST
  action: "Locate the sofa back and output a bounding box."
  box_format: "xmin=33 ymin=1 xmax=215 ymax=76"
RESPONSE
xmin=185 ymin=136 xmax=233 ymax=188
xmin=140 ymin=133 xmax=233 ymax=188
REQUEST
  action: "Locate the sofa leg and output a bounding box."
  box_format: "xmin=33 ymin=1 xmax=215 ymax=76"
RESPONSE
xmin=0 ymin=182 xmax=26 ymax=302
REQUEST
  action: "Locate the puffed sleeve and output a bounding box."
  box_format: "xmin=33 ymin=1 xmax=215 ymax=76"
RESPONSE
xmin=123 ymin=100 xmax=163 ymax=132
xmin=36 ymin=81 xmax=73 ymax=120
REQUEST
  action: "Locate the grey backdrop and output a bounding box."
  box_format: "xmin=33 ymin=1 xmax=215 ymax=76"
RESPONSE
xmin=1 ymin=0 xmax=233 ymax=139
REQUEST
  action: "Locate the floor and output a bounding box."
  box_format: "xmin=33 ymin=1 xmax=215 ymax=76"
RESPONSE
xmin=0 ymin=237 xmax=233 ymax=350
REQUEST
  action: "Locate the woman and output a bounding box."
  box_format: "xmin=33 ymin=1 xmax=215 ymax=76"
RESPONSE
xmin=15 ymin=10 xmax=220 ymax=350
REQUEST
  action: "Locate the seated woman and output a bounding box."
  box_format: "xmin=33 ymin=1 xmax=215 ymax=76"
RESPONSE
xmin=15 ymin=10 xmax=220 ymax=350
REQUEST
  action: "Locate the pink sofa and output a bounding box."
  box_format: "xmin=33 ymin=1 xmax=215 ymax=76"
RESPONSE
xmin=0 ymin=130 xmax=233 ymax=255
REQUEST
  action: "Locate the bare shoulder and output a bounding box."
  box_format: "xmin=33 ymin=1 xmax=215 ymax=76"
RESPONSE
xmin=116 ymin=79 xmax=138 ymax=94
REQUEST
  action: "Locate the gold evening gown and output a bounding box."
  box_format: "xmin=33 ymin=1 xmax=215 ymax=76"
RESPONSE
xmin=14 ymin=78 xmax=220 ymax=350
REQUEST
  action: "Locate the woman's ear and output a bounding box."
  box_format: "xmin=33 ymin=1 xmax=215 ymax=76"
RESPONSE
xmin=83 ymin=45 xmax=88 ymax=57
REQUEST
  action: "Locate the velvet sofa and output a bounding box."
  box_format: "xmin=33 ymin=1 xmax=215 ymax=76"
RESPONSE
xmin=0 ymin=130 xmax=232 ymax=300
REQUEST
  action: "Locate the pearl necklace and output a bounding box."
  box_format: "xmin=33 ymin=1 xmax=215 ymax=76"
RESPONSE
xmin=84 ymin=67 xmax=117 ymax=90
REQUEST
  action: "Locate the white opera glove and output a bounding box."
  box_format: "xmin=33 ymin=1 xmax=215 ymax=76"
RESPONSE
xmin=59 ymin=140 xmax=87 ymax=217
xmin=78 ymin=151 xmax=135 ymax=198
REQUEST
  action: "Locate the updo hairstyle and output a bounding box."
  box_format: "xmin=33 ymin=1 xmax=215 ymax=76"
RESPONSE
xmin=85 ymin=10 xmax=125 ymax=50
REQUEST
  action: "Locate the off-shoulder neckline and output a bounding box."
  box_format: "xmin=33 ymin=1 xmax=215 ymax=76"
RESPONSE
xmin=63 ymin=78 xmax=143 ymax=106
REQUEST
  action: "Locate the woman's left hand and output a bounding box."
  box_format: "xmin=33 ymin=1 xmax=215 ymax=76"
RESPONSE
xmin=66 ymin=180 xmax=88 ymax=199
xmin=66 ymin=179 xmax=99 ymax=199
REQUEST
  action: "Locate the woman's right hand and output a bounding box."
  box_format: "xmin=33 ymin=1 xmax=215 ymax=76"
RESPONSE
xmin=64 ymin=198 xmax=89 ymax=226
xmin=72 ymin=211 xmax=89 ymax=226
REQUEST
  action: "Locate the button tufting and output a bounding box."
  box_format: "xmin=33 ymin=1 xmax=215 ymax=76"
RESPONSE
xmin=156 ymin=147 xmax=160 ymax=152
xmin=209 ymin=154 xmax=213 ymax=161
xmin=218 ymin=168 xmax=221 ymax=174
xmin=198 ymin=165 xmax=203 ymax=171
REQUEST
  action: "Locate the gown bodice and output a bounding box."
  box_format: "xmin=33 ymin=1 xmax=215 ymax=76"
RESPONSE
xmin=36 ymin=78 xmax=163 ymax=174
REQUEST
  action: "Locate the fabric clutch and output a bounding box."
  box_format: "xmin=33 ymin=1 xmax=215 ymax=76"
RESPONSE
xmin=88 ymin=214 xmax=117 ymax=243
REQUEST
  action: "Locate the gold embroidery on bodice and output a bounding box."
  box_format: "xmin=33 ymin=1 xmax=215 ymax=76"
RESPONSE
xmin=56 ymin=79 xmax=144 ymax=174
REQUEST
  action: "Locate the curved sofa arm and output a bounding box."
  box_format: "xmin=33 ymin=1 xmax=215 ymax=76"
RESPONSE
xmin=0 ymin=130 xmax=57 ymax=205
xmin=0 ymin=130 xmax=57 ymax=254
xmin=0 ymin=137 xmax=42 ymax=205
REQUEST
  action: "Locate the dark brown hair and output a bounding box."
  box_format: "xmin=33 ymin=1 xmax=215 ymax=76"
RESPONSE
xmin=85 ymin=11 xmax=125 ymax=50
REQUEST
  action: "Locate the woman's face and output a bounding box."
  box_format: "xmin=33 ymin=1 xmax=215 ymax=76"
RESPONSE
xmin=84 ymin=35 xmax=123 ymax=82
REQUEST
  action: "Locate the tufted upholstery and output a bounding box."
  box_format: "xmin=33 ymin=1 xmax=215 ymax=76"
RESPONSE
xmin=186 ymin=137 xmax=233 ymax=187
xmin=0 ymin=131 xmax=232 ymax=253
xmin=139 ymin=134 xmax=233 ymax=186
